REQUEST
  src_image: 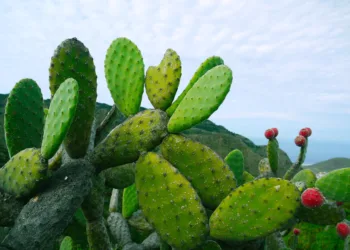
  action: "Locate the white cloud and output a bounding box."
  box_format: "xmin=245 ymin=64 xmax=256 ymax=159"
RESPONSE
xmin=0 ymin=0 xmax=349 ymax=141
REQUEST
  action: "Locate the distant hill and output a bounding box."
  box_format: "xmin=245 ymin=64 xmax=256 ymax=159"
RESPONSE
xmin=0 ymin=93 xmax=293 ymax=177
xmin=305 ymin=157 xmax=350 ymax=173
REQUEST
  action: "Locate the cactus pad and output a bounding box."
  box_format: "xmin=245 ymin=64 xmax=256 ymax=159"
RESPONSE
xmin=267 ymin=138 xmax=279 ymax=174
xmin=4 ymin=78 xmax=45 ymax=157
xmin=258 ymin=158 xmax=272 ymax=175
xmin=315 ymin=168 xmax=350 ymax=202
xmin=242 ymin=171 xmax=255 ymax=184
xmin=104 ymin=164 xmax=135 ymax=189
xmin=122 ymin=183 xmax=139 ymax=218
xmin=41 ymin=78 xmax=79 ymax=160
xmin=167 ymin=65 xmax=233 ymax=133
xmin=161 ymin=134 xmax=236 ymax=209
xmin=166 ymin=56 xmax=224 ymax=116
xmin=296 ymin=202 xmax=346 ymax=225
xmin=210 ymin=178 xmax=301 ymax=241
xmin=0 ymin=148 xmax=47 ymax=198
xmin=105 ymin=37 xmax=145 ymax=117
xmin=145 ymin=49 xmax=181 ymax=110
xmin=49 ymin=37 xmax=97 ymax=158
xmin=135 ymin=152 xmax=209 ymax=249
xmin=91 ymin=109 xmax=168 ymax=171
xmin=59 ymin=236 xmax=74 ymax=250
xmin=291 ymin=169 xmax=316 ymax=188
xmin=225 ymin=149 xmax=244 ymax=186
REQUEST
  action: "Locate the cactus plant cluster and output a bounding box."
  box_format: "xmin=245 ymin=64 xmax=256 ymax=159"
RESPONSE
xmin=0 ymin=36 xmax=349 ymax=250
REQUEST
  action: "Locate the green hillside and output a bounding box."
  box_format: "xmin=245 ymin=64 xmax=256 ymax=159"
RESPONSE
xmin=305 ymin=157 xmax=350 ymax=173
xmin=0 ymin=94 xmax=293 ymax=177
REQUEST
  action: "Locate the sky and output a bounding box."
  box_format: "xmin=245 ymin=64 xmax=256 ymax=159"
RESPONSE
xmin=1 ymin=0 xmax=350 ymax=162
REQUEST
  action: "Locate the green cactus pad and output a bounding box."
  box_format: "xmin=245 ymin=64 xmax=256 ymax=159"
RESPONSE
xmin=315 ymin=168 xmax=350 ymax=201
xmin=0 ymin=148 xmax=48 ymax=198
xmin=296 ymin=202 xmax=346 ymax=225
xmin=44 ymin=108 xmax=48 ymax=120
xmin=4 ymin=78 xmax=45 ymax=157
xmin=161 ymin=134 xmax=236 ymax=209
xmin=291 ymin=169 xmax=316 ymax=188
xmin=59 ymin=236 xmax=74 ymax=250
xmin=242 ymin=171 xmax=255 ymax=184
xmin=91 ymin=109 xmax=168 ymax=171
xmin=167 ymin=65 xmax=233 ymax=133
xmin=210 ymin=178 xmax=301 ymax=242
xmin=105 ymin=37 xmax=145 ymax=117
xmin=41 ymin=78 xmax=79 ymax=160
xmin=49 ymin=37 xmax=97 ymax=159
xmin=225 ymin=149 xmax=244 ymax=186
xmin=267 ymin=138 xmax=279 ymax=174
xmin=104 ymin=164 xmax=135 ymax=189
xmin=122 ymin=183 xmax=139 ymax=218
xmin=135 ymin=152 xmax=209 ymax=250
xmin=145 ymin=49 xmax=181 ymax=110
xmin=166 ymin=56 xmax=224 ymax=116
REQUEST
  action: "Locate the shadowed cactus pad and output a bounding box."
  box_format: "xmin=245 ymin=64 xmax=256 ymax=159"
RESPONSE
xmin=242 ymin=171 xmax=255 ymax=184
xmin=209 ymin=178 xmax=301 ymax=242
xmin=161 ymin=134 xmax=236 ymax=209
xmin=41 ymin=78 xmax=79 ymax=160
xmin=315 ymin=168 xmax=350 ymax=202
xmin=91 ymin=109 xmax=168 ymax=171
xmin=49 ymin=37 xmax=97 ymax=158
xmin=225 ymin=149 xmax=244 ymax=186
xmin=103 ymin=164 xmax=135 ymax=189
xmin=105 ymin=37 xmax=145 ymax=117
xmin=4 ymin=78 xmax=45 ymax=157
xmin=291 ymin=169 xmax=316 ymax=188
xmin=0 ymin=148 xmax=47 ymax=198
xmin=167 ymin=65 xmax=233 ymax=133
xmin=135 ymin=152 xmax=209 ymax=250
xmin=296 ymin=202 xmax=346 ymax=225
xmin=145 ymin=49 xmax=181 ymax=110
xmin=166 ymin=56 xmax=224 ymax=116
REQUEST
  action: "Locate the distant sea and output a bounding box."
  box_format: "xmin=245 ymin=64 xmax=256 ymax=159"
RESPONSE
xmin=250 ymin=138 xmax=350 ymax=165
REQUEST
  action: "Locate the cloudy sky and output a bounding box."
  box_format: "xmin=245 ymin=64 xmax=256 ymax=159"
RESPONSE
xmin=1 ymin=0 xmax=350 ymax=157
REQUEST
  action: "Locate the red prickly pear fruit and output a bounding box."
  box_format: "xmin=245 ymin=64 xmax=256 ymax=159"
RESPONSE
xmin=295 ymin=135 xmax=306 ymax=147
xmin=271 ymin=128 xmax=279 ymax=137
xmin=336 ymin=201 xmax=344 ymax=206
xmin=301 ymin=188 xmax=324 ymax=208
xmin=336 ymin=222 xmax=350 ymax=239
xmin=299 ymin=128 xmax=312 ymax=138
xmin=293 ymin=228 xmax=301 ymax=236
xmin=264 ymin=129 xmax=275 ymax=140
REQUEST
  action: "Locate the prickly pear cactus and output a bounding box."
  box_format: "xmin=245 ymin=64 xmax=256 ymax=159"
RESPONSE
xmin=291 ymin=169 xmax=316 ymax=188
xmin=91 ymin=109 xmax=168 ymax=171
xmin=104 ymin=37 xmax=145 ymax=117
xmin=135 ymin=152 xmax=209 ymax=250
xmin=41 ymin=78 xmax=79 ymax=160
xmin=166 ymin=56 xmax=224 ymax=116
xmin=267 ymin=138 xmax=279 ymax=174
xmin=161 ymin=134 xmax=236 ymax=209
xmin=225 ymin=149 xmax=244 ymax=186
xmin=296 ymin=202 xmax=346 ymax=225
xmin=122 ymin=184 xmax=138 ymax=219
xmin=167 ymin=65 xmax=233 ymax=133
xmin=210 ymin=178 xmax=301 ymax=242
xmin=0 ymin=148 xmax=47 ymax=198
xmin=4 ymin=78 xmax=45 ymax=157
xmin=145 ymin=49 xmax=181 ymax=110
xmin=49 ymin=37 xmax=97 ymax=159
xmin=315 ymin=168 xmax=350 ymax=202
